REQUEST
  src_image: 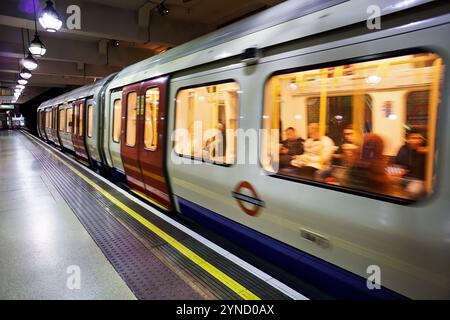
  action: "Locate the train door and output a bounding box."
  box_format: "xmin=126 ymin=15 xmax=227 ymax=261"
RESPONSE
xmin=72 ymin=99 xmax=90 ymax=163
xmin=40 ymin=110 xmax=46 ymax=139
xmin=121 ymin=77 xmax=171 ymax=210
xmin=45 ymin=108 xmax=52 ymax=142
xmin=52 ymin=106 xmax=61 ymax=146
xmin=121 ymin=83 xmax=146 ymax=194
xmin=137 ymin=78 xmax=171 ymax=210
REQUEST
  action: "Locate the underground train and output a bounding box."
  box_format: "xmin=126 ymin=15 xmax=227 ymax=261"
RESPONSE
xmin=36 ymin=0 xmax=450 ymax=299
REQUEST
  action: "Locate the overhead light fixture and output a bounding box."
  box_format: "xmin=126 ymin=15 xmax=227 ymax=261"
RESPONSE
xmin=29 ymin=34 xmax=46 ymax=56
xmin=30 ymin=0 xmax=47 ymax=56
xmin=39 ymin=1 xmax=63 ymax=32
xmin=18 ymin=77 xmax=28 ymax=85
xmin=366 ymin=75 xmax=381 ymax=85
xmin=16 ymin=84 xmax=25 ymax=90
xmin=20 ymin=68 xmax=32 ymax=79
xmin=22 ymin=52 xmax=38 ymax=70
xmin=157 ymin=3 xmax=169 ymax=15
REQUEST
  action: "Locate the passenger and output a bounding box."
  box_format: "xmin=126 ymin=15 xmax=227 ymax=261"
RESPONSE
xmin=332 ymin=124 xmax=359 ymax=167
xmin=345 ymin=134 xmax=391 ymax=194
xmin=279 ymin=127 xmax=304 ymax=168
xmin=394 ymin=130 xmax=427 ymax=180
xmin=392 ymin=130 xmax=427 ymax=197
xmin=318 ymin=125 xmax=359 ymax=182
xmin=203 ymin=123 xmax=225 ymax=161
xmin=290 ymin=123 xmax=335 ymax=179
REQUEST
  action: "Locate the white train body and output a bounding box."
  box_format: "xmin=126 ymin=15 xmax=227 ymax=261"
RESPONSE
xmin=37 ymin=0 xmax=450 ymax=299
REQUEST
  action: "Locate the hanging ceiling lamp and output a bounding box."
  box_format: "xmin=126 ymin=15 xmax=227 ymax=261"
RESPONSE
xmin=29 ymin=34 xmax=46 ymax=56
xmin=39 ymin=1 xmax=63 ymax=32
xmin=22 ymin=51 xmax=38 ymax=70
xmin=18 ymin=77 xmax=28 ymax=85
xmin=29 ymin=0 xmax=46 ymax=56
xmin=20 ymin=68 xmax=32 ymax=79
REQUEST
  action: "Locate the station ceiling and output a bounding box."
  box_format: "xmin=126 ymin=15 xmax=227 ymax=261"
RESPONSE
xmin=0 ymin=0 xmax=284 ymax=104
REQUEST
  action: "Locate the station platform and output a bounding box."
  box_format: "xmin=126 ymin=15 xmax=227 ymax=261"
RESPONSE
xmin=0 ymin=130 xmax=305 ymax=300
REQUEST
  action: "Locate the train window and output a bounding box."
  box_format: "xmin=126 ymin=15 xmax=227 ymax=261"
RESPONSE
xmin=59 ymin=109 xmax=65 ymax=132
xmin=79 ymin=103 xmax=84 ymax=137
xmin=174 ymin=81 xmax=239 ymax=165
xmin=126 ymin=92 xmax=137 ymax=147
xmin=66 ymin=107 xmax=73 ymax=133
xmin=87 ymin=104 xmax=93 ymax=138
xmin=144 ymin=88 xmax=159 ymax=150
xmin=112 ymin=99 xmax=121 ymax=143
xmin=74 ymin=104 xmax=79 ymax=135
xmin=45 ymin=110 xmax=49 ymax=128
xmin=406 ymin=90 xmax=429 ymax=139
xmin=262 ymin=53 xmax=444 ymax=201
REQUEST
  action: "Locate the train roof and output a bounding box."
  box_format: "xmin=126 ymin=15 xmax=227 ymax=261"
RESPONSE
xmin=107 ymin=0 xmax=433 ymax=89
xmin=38 ymin=73 xmax=117 ymax=110
xmin=37 ymin=0 xmax=434 ymax=109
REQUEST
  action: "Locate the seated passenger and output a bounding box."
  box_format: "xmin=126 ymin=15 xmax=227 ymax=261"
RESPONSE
xmin=345 ymin=133 xmax=391 ymax=194
xmin=392 ymin=130 xmax=427 ymax=197
xmin=394 ymin=130 xmax=427 ymax=180
xmin=332 ymin=124 xmax=359 ymax=167
xmin=279 ymin=127 xmax=304 ymax=168
xmin=290 ymin=123 xmax=335 ymax=178
xmin=318 ymin=125 xmax=359 ymax=183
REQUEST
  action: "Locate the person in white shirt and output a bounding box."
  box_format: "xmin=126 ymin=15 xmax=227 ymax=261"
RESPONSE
xmin=291 ymin=123 xmax=335 ymax=178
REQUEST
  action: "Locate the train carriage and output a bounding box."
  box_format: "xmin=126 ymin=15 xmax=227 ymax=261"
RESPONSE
xmin=35 ymin=0 xmax=450 ymax=299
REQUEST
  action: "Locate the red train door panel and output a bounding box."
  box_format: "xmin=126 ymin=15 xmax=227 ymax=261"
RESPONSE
xmin=120 ymin=78 xmax=171 ymax=211
xmin=138 ymin=78 xmax=171 ymax=210
xmin=72 ymin=99 xmax=89 ymax=163
xmin=121 ymin=84 xmax=146 ymax=194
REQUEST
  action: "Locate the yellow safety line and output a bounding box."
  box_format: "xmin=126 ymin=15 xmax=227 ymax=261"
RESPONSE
xmin=29 ymin=133 xmax=260 ymax=300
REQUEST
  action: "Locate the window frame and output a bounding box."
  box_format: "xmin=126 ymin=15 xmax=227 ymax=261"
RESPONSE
xmin=65 ymin=107 xmax=73 ymax=133
xmin=87 ymin=104 xmax=93 ymax=138
xmin=112 ymin=98 xmax=122 ymax=143
xmin=59 ymin=108 xmax=66 ymax=132
xmin=173 ymin=79 xmax=241 ymax=167
xmin=79 ymin=102 xmax=84 ymax=137
xmin=260 ymin=50 xmax=444 ymax=205
xmin=143 ymin=87 xmax=159 ymax=151
xmin=74 ymin=103 xmax=79 ymax=136
xmin=125 ymin=91 xmax=138 ymax=147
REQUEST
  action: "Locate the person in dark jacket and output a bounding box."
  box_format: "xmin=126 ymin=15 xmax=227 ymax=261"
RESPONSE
xmin=394 ymin=131 xmax=427 ymax=180
xmin=279 ymin=127 xmax=304 ymax=168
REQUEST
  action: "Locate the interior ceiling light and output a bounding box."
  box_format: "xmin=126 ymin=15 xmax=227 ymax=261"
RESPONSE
xmin=22 ymin=52 xmax=38 ymax=70
xmin=18 ymin=77 xmax=28 ymax=85
xmin=20 ymin=68 xmax=32 ymax=79
xmin=39 ymin=1 xmax=63 ymax=32
xmin=16 ymin=84 xmax=25 ymax=90
xmin=30 ymin=0 xmax=47 ymax=56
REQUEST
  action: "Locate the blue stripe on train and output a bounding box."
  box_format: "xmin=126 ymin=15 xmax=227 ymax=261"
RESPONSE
xmin=177 ymin=196 xmax=406 ymax=300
